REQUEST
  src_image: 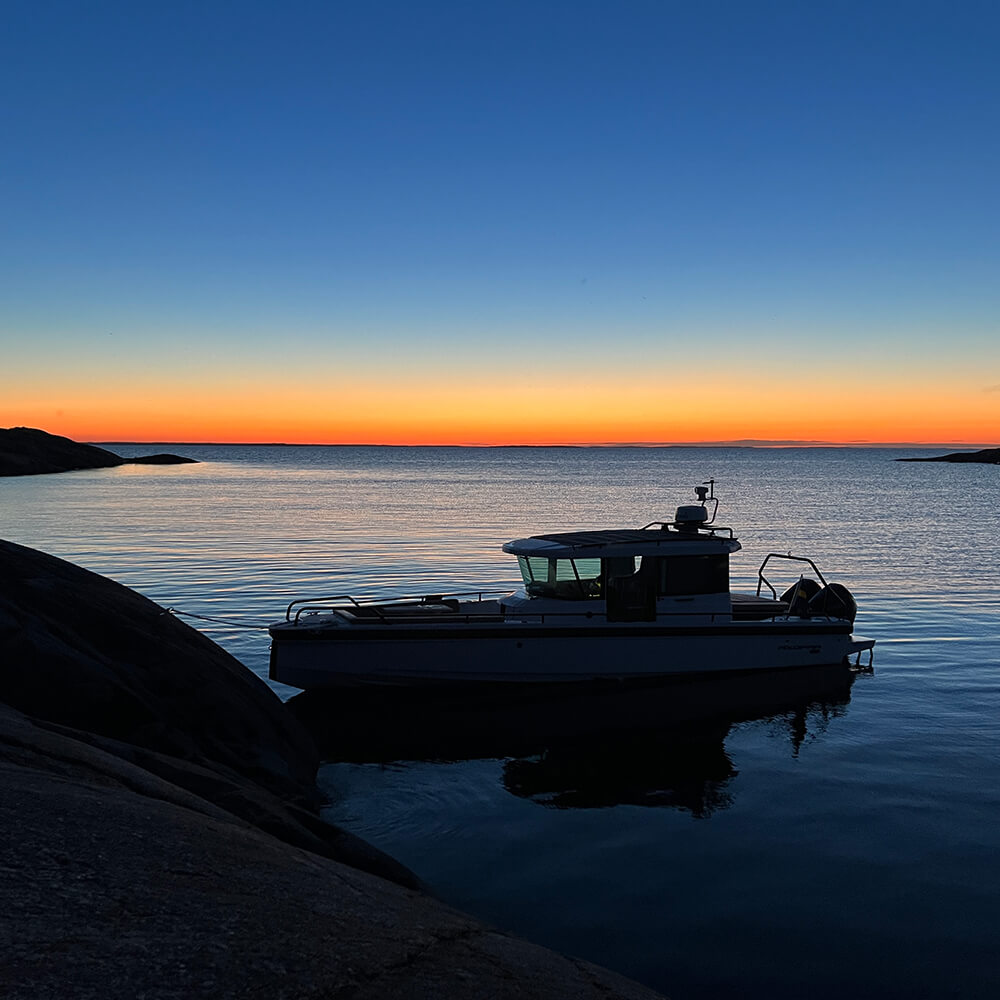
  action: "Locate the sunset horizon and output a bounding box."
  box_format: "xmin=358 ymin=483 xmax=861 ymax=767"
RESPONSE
xmin=6 ymin=422 xmax=996 ymax=450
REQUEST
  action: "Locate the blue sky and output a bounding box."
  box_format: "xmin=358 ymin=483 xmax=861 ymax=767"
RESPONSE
xmin=2 ymin=1 xmax=999 ymax=442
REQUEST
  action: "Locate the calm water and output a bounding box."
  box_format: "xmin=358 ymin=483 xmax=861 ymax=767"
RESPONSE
xmin=3 ymin=446 xmax=999 ymax=998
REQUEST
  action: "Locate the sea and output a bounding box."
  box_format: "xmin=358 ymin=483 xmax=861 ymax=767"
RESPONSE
xmin=3 ymin=445 xmax=998 ymax=999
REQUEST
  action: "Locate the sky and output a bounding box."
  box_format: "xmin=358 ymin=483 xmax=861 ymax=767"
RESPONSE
xmin=2 ymin=0 xmax=999 ymax=445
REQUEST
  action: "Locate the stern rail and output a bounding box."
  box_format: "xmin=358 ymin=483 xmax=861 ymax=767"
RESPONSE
xmin=755 ymin=553 xmax=829 ymax=600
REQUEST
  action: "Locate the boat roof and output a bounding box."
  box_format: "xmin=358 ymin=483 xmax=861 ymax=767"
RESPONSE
xmin=502 ymin=527 xmax=741 ymax=559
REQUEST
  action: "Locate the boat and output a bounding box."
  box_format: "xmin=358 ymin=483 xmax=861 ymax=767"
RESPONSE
xmin=268 ymin=481 xmax=875 ymax=690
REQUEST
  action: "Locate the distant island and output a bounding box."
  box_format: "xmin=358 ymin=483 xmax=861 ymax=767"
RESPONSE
xmin=897 ymin=447 xmax=1000 ymax=464
xmin=0 ymin=427 xmax=197 ymax=477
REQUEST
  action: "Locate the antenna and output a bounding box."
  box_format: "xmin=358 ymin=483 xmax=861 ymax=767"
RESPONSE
xmin=695 ymin=479 xmax=718 ymax=523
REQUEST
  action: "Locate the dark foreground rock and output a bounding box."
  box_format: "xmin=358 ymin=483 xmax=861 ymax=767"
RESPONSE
xmin=0 ymin=427 xmax=196 ymax=475
xmin=0 ymin=538 xmax=418 ymax=886
xmin=0 ymin=541 xmax=666 ymax=999
xmin=897 ymin=447 xmax=1000 ymax=464
xmin=1 ymin=704 xmax=661 ymax=1000
xmin=0 ymin=538 xmax=315 ymax=798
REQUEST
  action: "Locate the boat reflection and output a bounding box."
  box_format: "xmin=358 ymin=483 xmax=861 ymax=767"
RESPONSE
xmin=501 ymin=693 xmax=853 ymax=815
xmin=290 ymin=663 xmax=861 ymax=816
xmin=502 ymin=729 xmax=738 ymax=816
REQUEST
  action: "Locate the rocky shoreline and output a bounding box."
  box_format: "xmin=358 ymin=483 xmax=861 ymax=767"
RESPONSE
xmin=0 ymin=427 xmax=196 ymax=476
xmin=896 ymin=446 xmax=1000 ymax=464
xmin=0 ymin=539 xmax=664 ymax=999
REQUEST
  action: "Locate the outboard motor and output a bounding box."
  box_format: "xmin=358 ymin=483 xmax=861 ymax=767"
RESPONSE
xmin=807 ymin=583 xmax=858 ymax=622
xmin=780 ymin=578 xmax=822 ymax=616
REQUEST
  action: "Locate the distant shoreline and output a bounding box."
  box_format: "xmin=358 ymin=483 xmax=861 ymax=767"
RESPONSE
xmin=97 ymin=440 xmax=997 ymax=450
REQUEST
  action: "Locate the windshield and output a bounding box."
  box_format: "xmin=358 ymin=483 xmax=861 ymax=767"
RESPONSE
xmin=516 ymin=556 xmax=602 ymax=599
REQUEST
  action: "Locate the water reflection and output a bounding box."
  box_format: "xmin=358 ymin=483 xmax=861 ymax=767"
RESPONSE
xmin=502 ymin=731 xmax=737 ymax=816
xmin=292 ymin=663 xmax=858 ymax=816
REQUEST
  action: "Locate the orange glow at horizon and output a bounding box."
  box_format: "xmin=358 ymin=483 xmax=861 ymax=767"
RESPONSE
xmin=3 ymin=370 xmax=997 ymax=446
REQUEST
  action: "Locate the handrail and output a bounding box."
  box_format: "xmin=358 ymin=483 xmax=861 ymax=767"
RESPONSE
xmin=286 ymin=589 xmax=512 ymax=623
xmin=755 ymin=553 xmax=829 ymax=599
xmin=283 ymin=602 xmax=816 ymax=627
xmin=638 ymin=521 xmax=735 ymax=539
xmin=286 ymin=594 xmax=365 ymax=620
xmin=292 ymin=607 xmax=730 ymax=625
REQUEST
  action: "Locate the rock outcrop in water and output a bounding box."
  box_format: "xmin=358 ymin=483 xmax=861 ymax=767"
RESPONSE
xmin=0 ymin=540 xmax=664 ymax=1000
xmin=0 ymin=426 xmax=196 ymax=476
xmin=896 ymin=447 xmax=1000 ymax=464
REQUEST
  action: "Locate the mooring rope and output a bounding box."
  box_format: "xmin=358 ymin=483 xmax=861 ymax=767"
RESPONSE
xmin=163 ymin=608 xmax=271 ymax=630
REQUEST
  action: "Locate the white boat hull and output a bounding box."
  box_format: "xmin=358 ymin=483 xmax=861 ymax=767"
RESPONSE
xmin=269 ymin=619 xmax=874 ymax=689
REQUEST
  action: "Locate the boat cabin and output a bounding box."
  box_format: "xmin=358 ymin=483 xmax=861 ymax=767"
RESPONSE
xmin=502 ymin=526 xmax=741 ymax=622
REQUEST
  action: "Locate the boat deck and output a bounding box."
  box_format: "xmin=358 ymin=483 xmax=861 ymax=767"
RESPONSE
xmin=314 ymin=594 xmax=789 ymax=624
xmin=340 ymin=600 xmax=505 ymax=622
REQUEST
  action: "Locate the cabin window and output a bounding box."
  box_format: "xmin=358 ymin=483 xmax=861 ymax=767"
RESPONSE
xmin=516 ymin=556 xmax=602 ymax=599
xmin=517 ymin=556 xmax=549 ymax=588
xmin=653 ymin=555 xmax=729 ymax=596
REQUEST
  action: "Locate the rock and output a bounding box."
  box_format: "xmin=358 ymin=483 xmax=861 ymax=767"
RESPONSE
xmin=897 ymin=447 xmax=1000 ymax=464
xmin=0 ymin=426 xmax=123 ymax=476
xmin=0 ymin=704 xmax=664 ymax=1000
xmin=0 ymin=538 xmax=315 ymax=800
xmin=0 ymin=427 xmax=198 ymax=476
xmin=0 ymin=537 xmax=422 ymax=887
xmin=126 ymin=453 xmax=198 ymax=464
xmin=30 ymin=713 xmax=425 ymax=890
